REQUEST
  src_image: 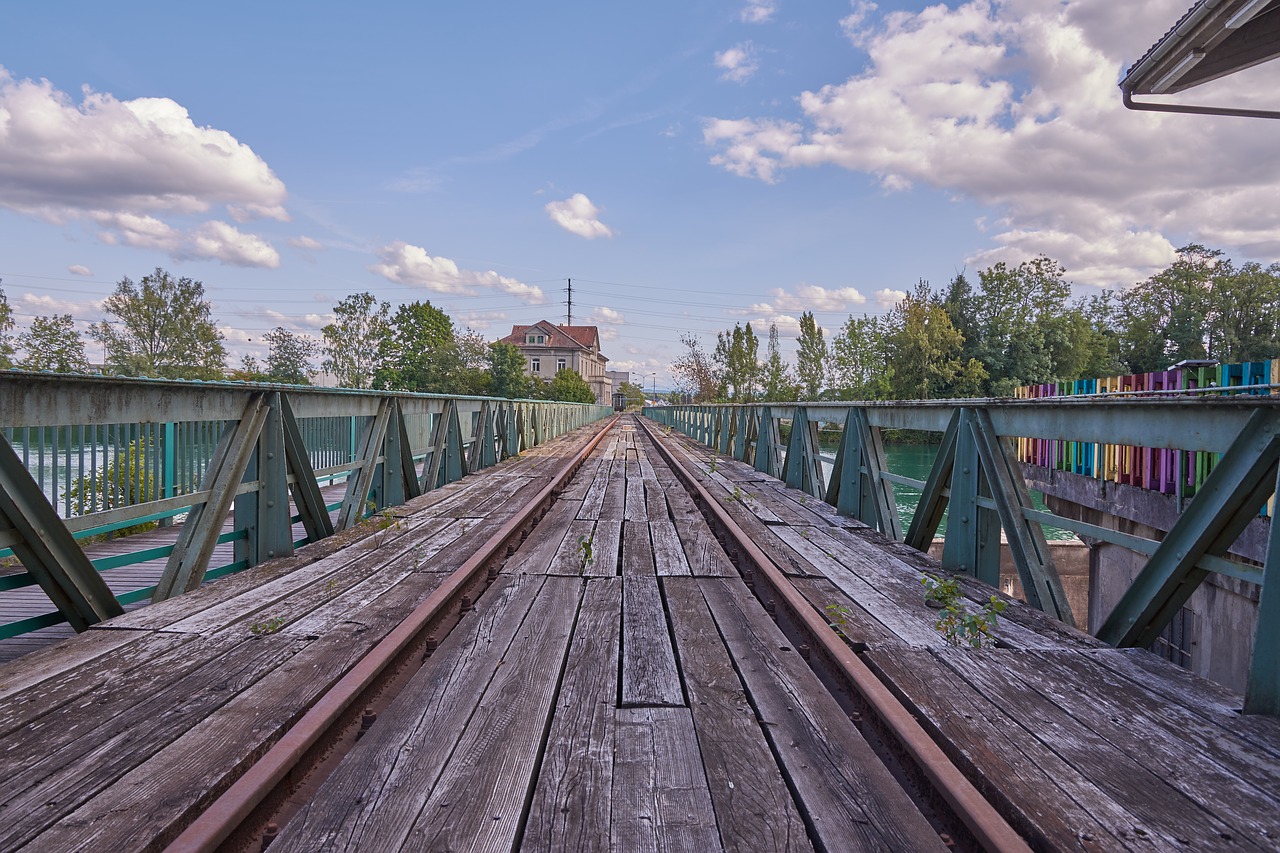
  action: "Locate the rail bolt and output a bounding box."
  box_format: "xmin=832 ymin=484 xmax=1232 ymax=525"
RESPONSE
xmin=357 ymin=708 xmax=377 ymax=740
xmin=261 ymin=821 xmax=280 ymax=850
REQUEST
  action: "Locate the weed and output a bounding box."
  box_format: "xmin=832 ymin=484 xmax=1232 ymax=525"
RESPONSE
xmin=825 ymin=603 xmax=852 ymax=637
xmin=708 ymin=457 xmax=718 ymax=474
xmin=324 ymin=578 xmax=339 ymax=595
xmin=724 ymin=485 xmax=753 ymax=504
xmin=920 ymin=573 xmax=1006 ymax=648
xmin=798 ymin=495 xmax=808 ymax=505
xmin=249 ymin=615 xmax=287 ymax=635
xmin=576 ymin=533 xmax=595 ymax=575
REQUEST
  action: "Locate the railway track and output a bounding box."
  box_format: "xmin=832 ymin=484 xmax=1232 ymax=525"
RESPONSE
xmin=166 ymin=413 xmax=1030 ymax=853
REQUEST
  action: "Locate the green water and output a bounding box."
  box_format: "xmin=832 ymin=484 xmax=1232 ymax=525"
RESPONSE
xmin=851 ymin=443 xmax=1076 ymax=541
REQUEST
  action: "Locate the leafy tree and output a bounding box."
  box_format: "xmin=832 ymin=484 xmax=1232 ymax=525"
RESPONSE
xmin=263 ymin=327 xmax=317 ymax=384
xmin=713 ymin=322 xmax=761 ymax=401
xmin=885 ymin=281 xmax=986 ymax=399
xmin=230 ymin=354 xmax=268 ymax=382
xmin=455 ymin=328 xmax=494 ymax=395
xmin=830 ymin=314 xmax=892 ymax=400
xmin=93 ymin=268 xmax=227 ymax=379
xmin=19 ymin=314 xmax=89 ymax=373
xmin=1208 ymin=261 xmax=1280 ymax=363
xmin=618 ymin=381 xmax=646 ymax=409
xmin=796 ymin=311 xmax=827 ymax=400
xmin=0 ymin=281 xmax=14 ymax=369
xmin=546 ymin=367 xmax=595 ymax=403
xmin=373 ymin=300 xmax=460 ymax=393
xmin=322 ymin=292 xmax=391 ymax=389
xmin=760 ymin=323 xmax=799 ymax=402
xmin=972 ymin=258 xmax=1071 ymax=394
xmin=1117 ymin=245 xmax=1223 ymax=372
xmin=671 ymin=333 xmax=721 ymax=402
xmin=489 ymin=342 xmax=533 ymax=399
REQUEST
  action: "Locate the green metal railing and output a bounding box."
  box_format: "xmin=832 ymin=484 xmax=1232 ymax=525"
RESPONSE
xmin=644 ymin=398 xmax=1280 ymax=716
xmin=0 ymin=372 xmax=611 ymax=642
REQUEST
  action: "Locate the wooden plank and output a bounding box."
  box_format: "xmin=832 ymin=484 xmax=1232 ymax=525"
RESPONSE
xmin=270 ymin=575 xmax=559 ymax=851
xmin=578 ymin=460 xmax=612 ymax=520
xmin=938 ymin=648 xmax=1265 ymax=851
xmin=677 ymin=523 xmax=736 ymax=578
xmin=545 ymin=519 xmax=602 ymax=577
xmin=699 ymin=577 xmax=947 ymax=852
xmin=523 ymin=578 xmax=622 ymax=852
xmin=621 ymin=577 xmax=683 ymax=707
xmin=0 ymin=628 xmax=143 ymax=705
xmin=590 ymin=520 xmax=622 ymax=578
xmin=621 ymin=521 xmax=656 ymax=577
xmin=644 ymin=481 xmax=668 ymax=521
xmin=0 ymin=633 xmax=304 ymax=850
xmin=597 ymin=472 xmax=627 ymax=522
xmin=505 ymin=500 xmax=582 ymax=575
xmin=624 ymin=474 xmax=648 ymax=523
xmin=611 ymin=706 xmax=721 ymax=852
xmin=650 ymin=520 xmax=692 ymax=577
xmin=788 ymin=576 xmax=903 ymax=650
xmin=863 ymin=648 xmax=1134 ymax=851
xmin=664 ymin=577 xmax=813 ymax=853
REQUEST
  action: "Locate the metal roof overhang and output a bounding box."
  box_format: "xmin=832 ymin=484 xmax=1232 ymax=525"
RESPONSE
xmin=1122 ymin=0 xmax=1280 ymax=118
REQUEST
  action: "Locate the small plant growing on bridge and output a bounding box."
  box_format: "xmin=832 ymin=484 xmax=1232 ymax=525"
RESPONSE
xmin=249 ymin=615 xmax=287 ymax=635
xmin=576 ymin=533 xmax=594 ymax=575
xmin=707 ymin=457 xmax=718 ymax=474
xmin=725 ymin=485 xmax=752 ymax=504
xmin=825 ymin=603 xmax=852 ymax=638
xmin=921 ymin=573 xmax=1007 ymax=648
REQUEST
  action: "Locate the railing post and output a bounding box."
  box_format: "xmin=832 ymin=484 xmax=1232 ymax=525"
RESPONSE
xmin=235 ymin=392 xmax=293 ymax=568
xmin=1245 ymin=464 xmax=1280 ymax=715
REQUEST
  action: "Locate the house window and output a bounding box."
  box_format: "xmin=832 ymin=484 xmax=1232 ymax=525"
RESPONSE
xmin=526 ymin=333 xmax=546 ymax=344
xmin=557 ymin=358 xmax=566 ymax=372
xmin=531 ymin=358 xmax=541 ymax=373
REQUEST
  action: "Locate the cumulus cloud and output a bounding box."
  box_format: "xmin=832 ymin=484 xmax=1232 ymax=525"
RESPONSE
xmin=188 ymin=221 xmax=280 ymax=268
xmin=67 ymin=264 xmax=92 ymax=276
xmin=455 ymin=310 xmax=508 ymax=332
xmin=370 ymin=242 xmax=544 ymax=303
xmin=288 ymin=235 xmax=324 ymax=251
xmin=19 ymin=292 xmax=104 ymax=317
xmin=703 ymin=0 xmax=1280 ymax=287
xmin=770 ymin=284 xmax=866 ymax=312
xmin=587 ymin=306 xmax=625 ymax=324
xmin=752 ymin=313 xmax=802 ymax=335
xmin=741 ymin=0 xmax=777 ymax=24
xmin=0 ymin=66 xmax=287 ymax=264
xmin=715 ymin=42 xmax=760 ymax=83
xmin=874 ymin=288 xmax=907 ymax=308
xmin=545 ymin=193 xmax=615 ymax=239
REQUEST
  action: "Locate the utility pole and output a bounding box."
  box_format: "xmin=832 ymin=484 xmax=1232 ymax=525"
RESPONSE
xmin=567 ymin=278 xmax=572 ymax=327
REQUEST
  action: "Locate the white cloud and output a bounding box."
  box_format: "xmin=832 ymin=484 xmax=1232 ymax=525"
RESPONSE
xmin=0 ymin=66 xmax=287 ymax=262
xmin=741 ymin=0 xmax=777 ymax=24
xmin=703 ymin=0 xmax=1280 ymax=287
xmin=456 ymin=310 xmax=508 ymax=333
xmin=587 ymin=306 xmax=625 ymax=324
xmin=715 ymin=42 xmax=760 ymax=83
xmin=545 ymin=193 xmax=615 ymax=239
xmin=770 ymin=284 xmax=866 ymax=312
xmin=188 ymin=221 xmax=280 ymax=268
xmin=370 ymin=242 xmax=544 ymax=303
xmin=67 ymin=264 xmax=92 ymax=276
xmin=874 ymin=288 xmax=907 ymax=308
xmin=288 ymin=235 xmax=324 ymax=251
xmin=19 ymin=292 xmax=103 ymax=317
xmin=752 ymin=313 xmax=802 ymax=335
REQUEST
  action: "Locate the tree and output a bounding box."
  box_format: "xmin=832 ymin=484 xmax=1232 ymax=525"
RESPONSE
xmin=546 ymin=368 xmax=596 ymax=403
xmin=373 ymin=300 xmax=460 ymax=393
xmin=322 ymin=292 xmax=391 ymax=389
xmin=760 ymin=323 xmax=799 ymax=402
xmin=93 ymin=268 xmax=227 ymax=379
xmin=713 ymin=322 xmax=761 ymax=402
xmin=456 ymin=327 xmax=494 ymax=395
xmin=618 ymin=381 xmax=646 ymax=409
xmin=19 ymin=314 xmax=89 ymax=373
xmin=1208 ymin=261 xmax=1280 ymax=363
xmin=1117 ymin=245 xmax=1223 ymax=372
xmin=260 ymin=327 xmax=316 ymax=384
xmin=885 ymin=281 xmax=986 ymax=399
xmin=0 ymin=281 xmax=14 ymax=369
xmin=671 ymin=333 xmax=721 ymax=402
xmin=830 ymin=314 xmax=892 ymax=400
xmin=796 ymin=311 xmax=827 ymax=400
xmin=489 ymin=342 xmax=532 ymax=399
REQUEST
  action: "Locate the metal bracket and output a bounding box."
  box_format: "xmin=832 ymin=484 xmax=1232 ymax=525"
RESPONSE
xmin=783 ymin=406 xmax=823 ymax=498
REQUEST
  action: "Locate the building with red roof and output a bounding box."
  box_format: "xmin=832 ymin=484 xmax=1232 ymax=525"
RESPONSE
xmin=497 ymin=321 xmax=611 ymax=403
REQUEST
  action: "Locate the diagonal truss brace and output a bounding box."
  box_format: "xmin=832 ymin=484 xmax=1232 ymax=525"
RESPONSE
xmin=783 ymin=406 xmax=823 ymax=498
xmin=279 ymin=393 xmax=333 ymax=544
xmin=824 ymin=408 xmax=901 ymax=539
xmin=0 ymin=433 xmax=123 ymax=629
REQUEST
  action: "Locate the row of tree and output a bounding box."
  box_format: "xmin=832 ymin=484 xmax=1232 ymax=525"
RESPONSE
xmin=0 ymin=268 xmax=598 ymax=403
xmin=672 ymin=246 xmax=1280 ymax=402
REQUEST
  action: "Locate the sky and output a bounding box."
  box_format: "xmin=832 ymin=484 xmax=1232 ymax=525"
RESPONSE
xmin=2 ymin=0 xmax=1279 ymax=390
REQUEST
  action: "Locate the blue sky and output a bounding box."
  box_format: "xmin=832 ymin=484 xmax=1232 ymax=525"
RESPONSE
xmin=2 ymin=0 xmax=1278 ymax=388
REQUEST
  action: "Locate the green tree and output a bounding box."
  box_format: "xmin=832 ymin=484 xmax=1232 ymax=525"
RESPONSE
xmin=1117 ymin=245 xmax=1223 ymax=372
xmin=713 ymin=322 xmax=761 ymax=401
xmin=671 ymin=333 xmax=721 ymax=402
xmin=322 ymin=292 xmax=391 ymax=389
xmin=455 ymin=328 xmax=494 ymax=395
xmin=19 ymin=314 xmax=89 ymax=373
xmin=546 ymin=367 xmax=595 ymax=403
xmin=0 ymin=281 xmax=14 ymax=369
xmin=618 ymin=381 xmax=646 ymax=409
xmin=93 ymin=268 xmax=227 ymax=379
xmin=489 ymin=342 xmax=532 ymax=399
xmin=830 ymin=314 xmax=892 ymax=400
xmin=263 ymin=327 xmax=317 ymax=384
xmin=1209 ymin=261 xmax=1280 ymax=363
xmin=886 ymin=281 xmax=986 ymax=399
xmin=760 ymin=323 xmax=799 ymax=402
xmin=972 ymin=258 xmax=1071 ymax=394
xmin=796 ymin=311 xmax=827 ymax=400
xmin=373 ymin=300 xmax=460 ymax=393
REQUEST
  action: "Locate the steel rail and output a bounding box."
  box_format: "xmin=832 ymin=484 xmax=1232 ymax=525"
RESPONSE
xmin=165 ymin=414 xmax=620 ymax=853
xmin=638 ymin=417 xmax=1032 ymax=853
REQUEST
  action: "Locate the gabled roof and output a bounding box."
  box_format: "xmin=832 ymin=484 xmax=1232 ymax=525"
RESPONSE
xmin=499 ymin=321 xmax=601 ymax=352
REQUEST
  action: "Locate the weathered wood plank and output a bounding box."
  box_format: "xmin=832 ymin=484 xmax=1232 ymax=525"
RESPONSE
xmin=644 ymin=481 xmax=669 ymax=521
xmin=664 ymin=577 xmax=813 ymax=853
xmin=545 ymin=519 xmax=602 ymax=576
xmin=624 ymin=474 xmax=648 ymax=523
xmin=270 ymin=574 xmax=553 ymax=851
xmin=621 ymin=577 xmax=683 ymax=707
xmin=651 ymin=520 xmax=692 ymax=577
xmin=590 ymin=520 xmax=622 ymax=577
xmin=611 ymin=706 xmax=721 ymax=853
xmin=597 ymin=473 xmax=627 ymax=522
xmin=505 ymin=500 xmax=583 ymax=575
xmin=523 ymin=578 xmax=622 ymax=853
xmin=699 ymin=577 xmax=946 ymax=852
xmin=621 ymin=521 xmax=656 ymax=577
xmin=788 ymin=575 xmax=903 ymax=650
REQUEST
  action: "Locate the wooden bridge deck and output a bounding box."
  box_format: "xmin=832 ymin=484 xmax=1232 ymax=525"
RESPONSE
xmin=0 ymin=415 xmax=1277 ymax=851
